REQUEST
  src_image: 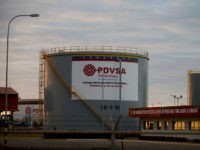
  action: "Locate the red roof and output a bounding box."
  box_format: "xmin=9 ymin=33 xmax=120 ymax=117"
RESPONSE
xmin=0 ymin=87 xmax=18 ymax=95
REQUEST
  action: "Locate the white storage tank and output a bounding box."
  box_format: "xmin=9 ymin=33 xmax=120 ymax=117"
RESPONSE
xmin=39 ymin=46 xmax=149 ymax=131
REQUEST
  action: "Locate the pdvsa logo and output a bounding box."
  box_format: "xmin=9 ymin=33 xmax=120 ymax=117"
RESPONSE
xmin=83 ymin=64 xmax=96 ymax=76
xmin=83 ymin=64 xmax=126 ymax=77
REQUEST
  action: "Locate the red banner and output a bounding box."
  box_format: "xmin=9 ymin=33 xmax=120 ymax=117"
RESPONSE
xmin=129 ymin=106 xmax=200 ymax=118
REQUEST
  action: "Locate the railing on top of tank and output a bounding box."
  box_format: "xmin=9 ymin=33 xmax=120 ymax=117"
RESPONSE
xmin=41 ymin=46 xmax=148 ymax=58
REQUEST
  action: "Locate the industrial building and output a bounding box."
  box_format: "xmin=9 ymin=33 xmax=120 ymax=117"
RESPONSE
xmin=14 ymin=99 xmax=43 ymax=127
xmin=129 ymin=105 xmax=200 ymax=132
xmin=128 ymin=69 xmax=200 ymax=133
xmin=0 ymin=87 xmax=18 ymax=120
xmin=0 ymin=87 xmax=43 ymax=128
xmin=39 ymin=46 xmax=149 ymax=131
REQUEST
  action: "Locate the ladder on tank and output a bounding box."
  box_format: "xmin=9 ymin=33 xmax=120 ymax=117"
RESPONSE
xmin=38 ymin=51 xmax=46 ymax=125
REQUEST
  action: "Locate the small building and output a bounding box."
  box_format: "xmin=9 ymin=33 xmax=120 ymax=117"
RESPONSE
xmin=0 ymin=87 xmax=18 ymax=120
xmin=14 ymin=99 xmax=43 ymax=126
xmin=129 ymin=106 xmax=200 ymax=132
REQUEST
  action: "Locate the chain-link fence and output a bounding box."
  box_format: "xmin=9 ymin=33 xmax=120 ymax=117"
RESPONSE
xmin=0 ymin=129 xmax=125 ymax=150
xmin=1 ymin=129 xmax=200 ymax=150
xmin=1 ymin=114 xmax=200 ymax=150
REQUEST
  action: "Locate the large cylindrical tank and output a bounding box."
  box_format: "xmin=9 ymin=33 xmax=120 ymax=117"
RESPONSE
xmin=41 ymin=46 xmax=149 ymax=131
xmin=187 ymin=69 xmax=200 ymax=106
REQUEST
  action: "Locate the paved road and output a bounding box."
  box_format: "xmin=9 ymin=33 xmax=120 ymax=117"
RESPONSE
xmin=1 ymin=138 xmax=200 ymax=150
xmin=122 ymin=139 xmax=200 ymax=150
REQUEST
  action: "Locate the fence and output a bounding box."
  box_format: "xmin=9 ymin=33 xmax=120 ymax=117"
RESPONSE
xmin=1 ymin=114 xmax=200 ymax=149
xmin=1 ymin=128 xmax=200 ymax=150
xmin=0 ymin=129 xmax=137 ymax=150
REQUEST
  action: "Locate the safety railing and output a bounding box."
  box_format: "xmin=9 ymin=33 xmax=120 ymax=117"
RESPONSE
xmin=41 ymin=46 xmax=148 ymax=58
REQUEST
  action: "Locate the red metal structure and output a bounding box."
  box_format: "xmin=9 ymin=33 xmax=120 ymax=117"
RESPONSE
xmin=0 ymin=87 xmax=18 ymax=112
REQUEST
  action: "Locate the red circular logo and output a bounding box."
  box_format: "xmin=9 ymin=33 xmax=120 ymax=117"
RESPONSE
xmin=83 ymin=64 xmax=96 ymax=76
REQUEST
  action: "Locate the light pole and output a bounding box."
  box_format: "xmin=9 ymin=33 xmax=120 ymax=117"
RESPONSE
xmin=176 ymin=95 xmax=183 ymax=106
xmin=170 ymin=95 xmax=176 ymax=106
xmin=118 ymin=58 xmax=122 ymax=130
xmin=5 ymin=14 xmax=39 ymax=125
xmin=170 ymin=94 xmax=183 ymax=106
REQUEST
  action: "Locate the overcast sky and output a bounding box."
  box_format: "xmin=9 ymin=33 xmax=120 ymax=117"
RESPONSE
xmin=0 ymin=0 xmax=200 ymax=106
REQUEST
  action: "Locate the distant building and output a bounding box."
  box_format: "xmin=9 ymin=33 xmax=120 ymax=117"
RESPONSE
xmin=188 ymin=69 xmax=200 ymax=105
xmin=14 ymin=99 xmax=43 ymax=126
xmin=129 ymin=106 xmax=200 ymax=132
xmin=0 ymin=87 xmax=18 ymax=120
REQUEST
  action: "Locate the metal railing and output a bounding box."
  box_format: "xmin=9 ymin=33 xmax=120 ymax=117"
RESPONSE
xmin=41 ymin=46 xmax=148 ymax=58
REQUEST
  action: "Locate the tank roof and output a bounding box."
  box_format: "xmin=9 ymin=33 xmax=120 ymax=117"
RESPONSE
xmin=41 ymin=46 xmax=148 ymax=58
xmin=188 ymin=69 xmax=200 ymax=74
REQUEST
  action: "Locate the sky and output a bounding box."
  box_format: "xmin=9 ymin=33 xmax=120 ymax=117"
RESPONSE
xmin=0 ymin=0 xmax=200 ymax=106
